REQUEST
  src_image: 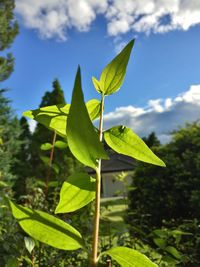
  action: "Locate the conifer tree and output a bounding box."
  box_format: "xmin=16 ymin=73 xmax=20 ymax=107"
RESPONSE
xmin=13 ymin=117 xmax=32 ymax=198
xmin=0 ymin=0 xmax=19 ymax=81
xmin=30 ymin=79 xmax=77 ymax=190
xmin=0 ymin=89 xmax=21 ymax=183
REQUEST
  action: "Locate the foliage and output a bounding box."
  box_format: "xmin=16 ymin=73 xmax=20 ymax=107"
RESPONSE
xmin=129 ymin=122 xmax=200 ymax=227
xmin=128 ymin=124 xmax=200 ymax=266
xmin=0 ymin=0 xmax=19 ymax=81
xmin=9 ymin=39 xmax=167 ymax=267
xmin=13 ymin=117 xmax=32 ymax=199
xmin=0 ymin=89 xmax=21 ymax=182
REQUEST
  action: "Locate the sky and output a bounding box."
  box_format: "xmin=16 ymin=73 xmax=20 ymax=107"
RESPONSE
xmin=2 ymin=0 xmax=200 ymax=142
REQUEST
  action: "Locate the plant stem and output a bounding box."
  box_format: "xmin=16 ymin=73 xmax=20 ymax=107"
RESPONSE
xmin=45 ymin=131 xmax=57 ymax=197
xmin=91 ymin=95 xmax=105 ymax=267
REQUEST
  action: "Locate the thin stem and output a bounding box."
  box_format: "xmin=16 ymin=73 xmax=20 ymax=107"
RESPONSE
xmin=91 ymin=95 xmax=105 ymax=267
xmin=45 ymin=131 xmax=57 ymax=197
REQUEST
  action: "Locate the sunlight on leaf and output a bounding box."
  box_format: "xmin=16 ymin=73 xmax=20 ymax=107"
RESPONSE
xmin=92 ymin=39 xmax=134 ymax=95
xmin=55 ymin=172 xmax=95 ymax=213
xmin=9 ymin=201 xmax=84 ymax=250
xmin=103 ymin=246 xmax=158 ymax=267
xmin=67 ymin=67 xmax=108 ymax=169
xmin=104 ymin=126 xmax=166 ymax=167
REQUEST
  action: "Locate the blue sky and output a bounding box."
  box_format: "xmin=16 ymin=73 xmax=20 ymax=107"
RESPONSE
xmin=2 ymin=0 xmax=200 ymax=141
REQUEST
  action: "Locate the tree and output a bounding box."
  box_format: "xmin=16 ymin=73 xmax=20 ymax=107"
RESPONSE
xmin=0 ymin=89 xmax=21 ymax=183
xmin=0 ymin=0 xmax=19 ymax=81
xmin=142 ymin=132 xmax=160 ymax=148
xmin=30 ymin=79 xmax=78 ymax=189
xmin=12 ymin=117 xmax=32 ymax=199
xmin=128 ymin=121 xmax=200 ymax=228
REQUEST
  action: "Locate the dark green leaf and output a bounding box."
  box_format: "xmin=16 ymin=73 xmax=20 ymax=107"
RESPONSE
xmin=93 ymin=39 xmax=134 ymax=95
xmin=67 ymin=67 xmax=108 ymax=169
xmin=55 ymin=172 xmax=95 ymax=213
xmin=153 ymin=238 xmax=166 ymax=249
xmin=103 ymin=246 xmax=158 ymax=267
xmin=165 ymin=246 xmax=182 ymax=259
xmin=9 ymin=201 xmax=83 ymax=250
xmin=104 ymin=126 xmax=166 ymax=167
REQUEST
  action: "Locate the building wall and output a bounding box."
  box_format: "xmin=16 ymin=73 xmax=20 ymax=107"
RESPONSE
xmin=101 ymin=171 xmax=133 ymax=198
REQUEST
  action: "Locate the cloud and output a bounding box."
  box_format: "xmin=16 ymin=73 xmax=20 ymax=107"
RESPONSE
xmin=15 ymin=0 xmax=200 ymax=40
xmin=103 ymin=85 xmax=200 ymax=143
xmin=28 ymin=119 xmax=37 ymax=133
xmin=15 ymin=0 xmax=108 ymax=40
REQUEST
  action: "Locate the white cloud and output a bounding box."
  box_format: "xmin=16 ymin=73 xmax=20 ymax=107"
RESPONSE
xmin=15 ymin=0 xmax=200 ymax=40
xmin=103 ymin=85 xmax=200 ymax=143
xmin=28 ymin=119 xmax=37 ymax=133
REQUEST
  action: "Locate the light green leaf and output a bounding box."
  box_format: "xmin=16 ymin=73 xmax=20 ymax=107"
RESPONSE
xmin=9 ymin=201 xmax=83 ymax=250
xmin=24 ymin=236 xmax=35 ymax=254
xmin=165 ymin=246 xmax=182 ymax=259
xmin=23 ymin=100 xmax=101 ymax=138
xmin=92 ymin=77 xmax=101 ymax=93
xmin=86 ymin=99 xmax=101 ymax=121
xmin=55 ymin=172 xmax=95 ymax=213
xmin=55 ymin=140 xmax=68 ymax=149
xmin=103 ymin=247 xmax=158 ymax=267
xmin=67 ymin=67 xmax=108 ymax=169
xmin=104 ymin=126 xmax=166 ymax=167
xmin=40 ymin=143 xmax=53 ymax=151
xmin=23 ymin=104 xmax=70 ymax=137
xmin=93 ymin=39 xmax=134 ymax=95
xmin=0 ymin=181 xmax=8 ymax=187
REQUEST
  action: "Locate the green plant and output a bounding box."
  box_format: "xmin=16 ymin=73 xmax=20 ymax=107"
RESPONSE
xmin=9 ymin=39 xmax=166 ymax=266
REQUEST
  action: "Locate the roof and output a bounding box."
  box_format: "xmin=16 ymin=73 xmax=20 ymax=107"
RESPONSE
xmin=86 ymin=151 xmax=135 ymax=174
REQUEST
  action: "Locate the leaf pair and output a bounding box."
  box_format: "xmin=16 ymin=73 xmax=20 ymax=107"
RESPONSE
xmin=92 ymin=40 xmax=134 ymax=96
xmin=24 ymin=99 xmax=101 ymax=138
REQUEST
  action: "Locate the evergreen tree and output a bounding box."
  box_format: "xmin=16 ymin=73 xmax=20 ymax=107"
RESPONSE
xmin=0 ymin=89 xmax=21 ymax=183
xmin=142 ymin=132 xmax=160 ymax=148
xmin=13 ymin=117 xmax=32 ymax=198
xmin=30 ymin=79 xmax=77 ymax=190
xmin=0 ymin=0 xmax=19 ymax=81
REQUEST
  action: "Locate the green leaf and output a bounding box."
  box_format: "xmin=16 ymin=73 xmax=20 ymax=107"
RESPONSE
xmin=40 ymin=143 xmax=53 ymax=151
xmin=55 ymin=172 xmax=95 ymax=213
xmin=67 ymin=67 xmax=108 ymax=169
xmin=165 ymin=246 xmax=181 ymax=259
xmin=52 ymin=163 xmax=59 ymax=174
xmin=93 ymin=39 xmax=134 ymax=95
xmin=92 ymin=77 xmax=101 ymax=93
xmin=23 ymin=104 xmax=70 ymax=137
xmin=6 ymin=258 xmax=18 ymax=267
xmin=40 ymin=156 xmax=50 ymax=166
xmin=24 ymin=236 xmax=35 ymax=254
xmin=103 ymin=247 xmax=158 ymax=267
xmin=104 ymin=126 xmax=166 ymax=167
xmin=86 ymin=99 xmax=101 ymax=121
xmin=23 ymin=99 xmax=101 ymax=138
xmin=54 ymin=140 xmax=68 ymax=149
xmin=9 ymin=201 xmax=83 ymax=250
xmin=153 ymin=238 xmax=166 ymax=249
